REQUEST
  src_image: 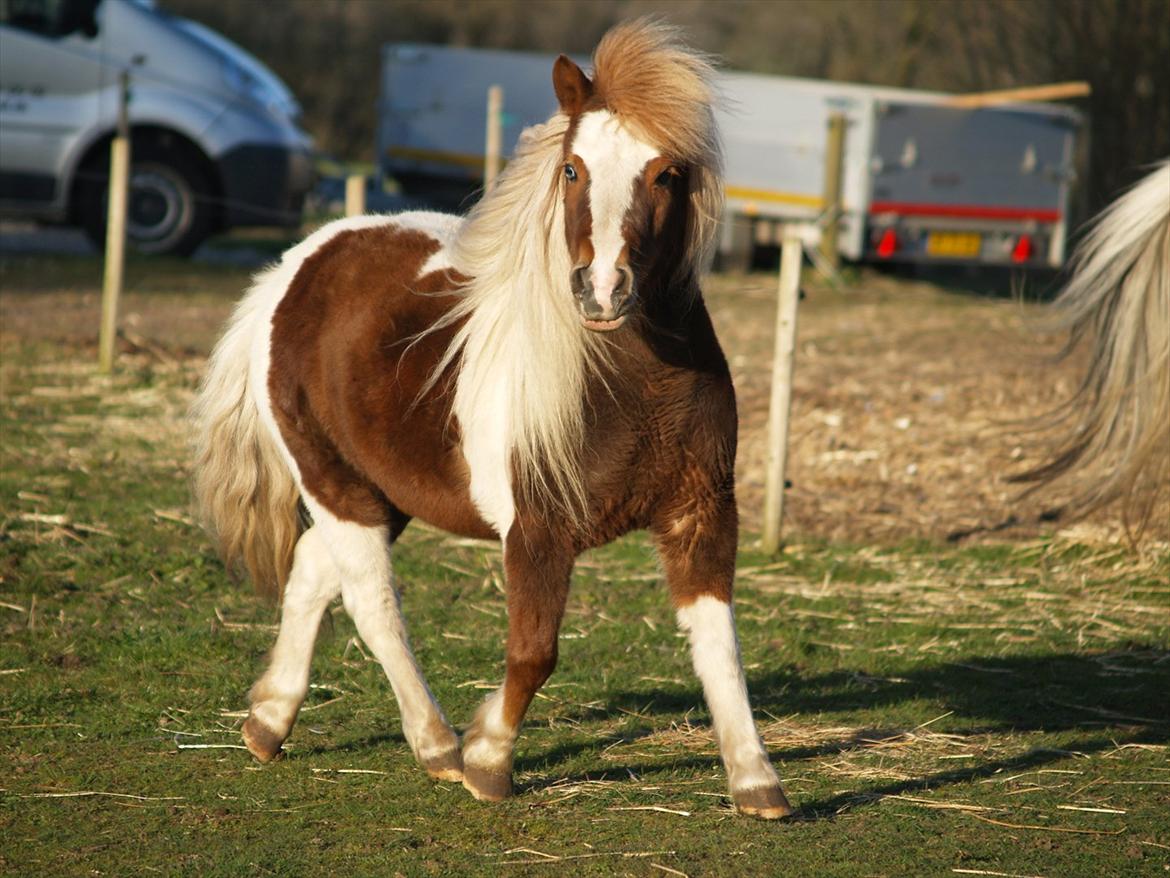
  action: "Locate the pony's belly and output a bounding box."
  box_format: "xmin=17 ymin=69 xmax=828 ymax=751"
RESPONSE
xmin=376 ymin=446 xmax=500 ymax=542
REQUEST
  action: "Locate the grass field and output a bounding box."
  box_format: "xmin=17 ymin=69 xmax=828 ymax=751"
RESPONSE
xmin=2 ymin=243 xmax=1168 ymax=876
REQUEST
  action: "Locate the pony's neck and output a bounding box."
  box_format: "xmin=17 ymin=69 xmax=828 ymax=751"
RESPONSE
xmin=633 ymin=275 xmax=724 ymax=372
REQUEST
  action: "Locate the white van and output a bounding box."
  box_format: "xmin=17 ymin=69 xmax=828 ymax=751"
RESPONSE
xmin=0 ymin=0 xmax=313 ymax=255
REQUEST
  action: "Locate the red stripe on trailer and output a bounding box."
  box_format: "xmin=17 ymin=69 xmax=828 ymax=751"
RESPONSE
xmin=869 ymin=201 xmax=1061 ymax=222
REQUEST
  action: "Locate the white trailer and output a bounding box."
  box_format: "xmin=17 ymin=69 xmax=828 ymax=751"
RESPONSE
xmin=378 ymin=43 xmax=1081 ymax=269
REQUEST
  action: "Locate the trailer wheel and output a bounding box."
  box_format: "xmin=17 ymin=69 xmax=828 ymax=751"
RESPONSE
xmin=80 ymin=147 xmax=214 ymax=257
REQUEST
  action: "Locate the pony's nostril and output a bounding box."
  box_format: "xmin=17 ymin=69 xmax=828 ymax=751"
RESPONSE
xmin=612 ymin=266 xmax=634 ymax=305
xmin=570 ymin=265 xmax=591 ymax=298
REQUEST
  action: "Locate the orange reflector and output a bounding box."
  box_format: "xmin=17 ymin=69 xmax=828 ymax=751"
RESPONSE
xmin=1011 ymin=235 xmax=1033 ymax=263
xmin=877 ymin=228 xmax=897 ymax=258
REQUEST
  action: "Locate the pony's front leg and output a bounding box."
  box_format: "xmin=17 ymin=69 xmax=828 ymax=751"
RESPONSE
xmin=655 ymin=506 xmax=793 ymax=819
xmin=461 ymin=527 xmax=573 ymax=802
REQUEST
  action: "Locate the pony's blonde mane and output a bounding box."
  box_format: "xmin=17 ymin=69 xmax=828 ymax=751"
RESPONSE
xmin=432 ymin=116 xmax=600 ymax=522
xmin=433 ymin=20 xmax=724 ymax=525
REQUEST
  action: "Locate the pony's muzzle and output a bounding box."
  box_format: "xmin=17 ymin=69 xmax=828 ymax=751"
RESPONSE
xmin=571 ymin=263 xmax=634 ymax=330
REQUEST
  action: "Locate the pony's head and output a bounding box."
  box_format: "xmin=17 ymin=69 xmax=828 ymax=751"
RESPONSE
xmin=550 ymin=21 xmax=723 ymax=331
xmin=436 ymin=21 xmax=726 ymax=523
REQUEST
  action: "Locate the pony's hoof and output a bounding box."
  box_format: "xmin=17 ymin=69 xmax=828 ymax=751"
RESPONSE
xmin=242 ymin=715 xmax=285 ymax=764
xmin=423 ymin=748 xmax=464 ymax=783
xmin=733 ymin=785 xmax=794 ymax=820
xmin=462 ymin=765 xmax=512 ymax=802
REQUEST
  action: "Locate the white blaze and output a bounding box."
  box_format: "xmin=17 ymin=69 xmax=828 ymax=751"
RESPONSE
xmin=570 ymin=111 xmax=657 ymax=311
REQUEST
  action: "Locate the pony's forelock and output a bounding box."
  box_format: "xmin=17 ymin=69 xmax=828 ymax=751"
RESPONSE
xmin=590 ymin=18 xmax=725 ymax=280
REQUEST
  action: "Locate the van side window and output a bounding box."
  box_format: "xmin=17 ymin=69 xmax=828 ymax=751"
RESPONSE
xmin=0 ymin=0 xmax=100 ymax=38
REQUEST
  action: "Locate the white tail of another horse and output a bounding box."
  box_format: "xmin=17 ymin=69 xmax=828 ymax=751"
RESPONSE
xmin=1016 ymin=161 xmax=1169 ymax=533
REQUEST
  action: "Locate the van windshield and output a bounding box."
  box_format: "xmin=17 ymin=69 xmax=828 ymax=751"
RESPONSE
xmin=0 ymin=0 xmax=100 ymax=38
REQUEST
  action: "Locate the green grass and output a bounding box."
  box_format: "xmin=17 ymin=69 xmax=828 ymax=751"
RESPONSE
xmin=2 ymin=263 xmax=1168 ymax=876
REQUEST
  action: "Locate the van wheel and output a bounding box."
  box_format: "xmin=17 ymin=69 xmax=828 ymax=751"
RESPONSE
xmin=80 ymin=149 xmax=214 ymax=257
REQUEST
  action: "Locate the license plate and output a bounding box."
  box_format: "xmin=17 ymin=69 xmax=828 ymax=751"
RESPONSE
xmin=926 ymin=232 xmax=982 ymax=258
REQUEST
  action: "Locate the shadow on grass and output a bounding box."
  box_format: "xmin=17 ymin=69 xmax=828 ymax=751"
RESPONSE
xmin=597 ymin=648 xmax=1170 ymax=733
xmin=305 ymin=731 xmax=408 ymax=755
xmin=286 ymin=648 xmax=1167 ymax=817
xmin=517 ymin=725 xmax=1164 ymax=820
xmin=512 ymin=648 xmax=1170 ymax=814
xmin=791 ymin=728 xmax=1164 ymax=820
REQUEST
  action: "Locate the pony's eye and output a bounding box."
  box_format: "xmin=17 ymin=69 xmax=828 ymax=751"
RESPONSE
xmin=564 ymin=164 xmax=578 ymax=182
xmin=655 ymin=167 xmax=678 ymax=188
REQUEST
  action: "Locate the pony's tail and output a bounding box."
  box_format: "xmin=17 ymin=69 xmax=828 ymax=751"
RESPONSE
xmin=190 ymin=274 xmax=303 ymax=601
xmin=1014 ymin=161 xmax=1170 ymax=534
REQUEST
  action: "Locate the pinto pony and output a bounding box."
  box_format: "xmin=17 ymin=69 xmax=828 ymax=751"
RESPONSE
xmin=191 ymin=22 xmax=791 ymax=819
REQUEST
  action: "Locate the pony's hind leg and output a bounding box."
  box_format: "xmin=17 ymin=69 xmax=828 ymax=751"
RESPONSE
xmin=316 ymin=511 xmax=462 ymax=781
xmin=243 ymin=525 xmax=340 ymax=762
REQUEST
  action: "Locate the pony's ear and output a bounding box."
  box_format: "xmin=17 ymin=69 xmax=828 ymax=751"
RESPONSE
xmin=552 ymin=54 xmax=592 ymax=115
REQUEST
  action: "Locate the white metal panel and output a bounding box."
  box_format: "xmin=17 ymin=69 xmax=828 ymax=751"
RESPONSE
xmin=378 ymin=43 xmax=1082 ymax=265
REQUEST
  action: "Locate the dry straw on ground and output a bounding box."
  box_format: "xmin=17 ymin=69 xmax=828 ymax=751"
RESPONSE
xmin=705 ymin=272 xmax=1169 ymax=548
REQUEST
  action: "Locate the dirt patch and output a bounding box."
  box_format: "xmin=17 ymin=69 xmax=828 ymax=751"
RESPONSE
xmin=705 ymin=271 xmax=1168 ymax=546
xmin=0 ymin=290 xmax=233 ymax=358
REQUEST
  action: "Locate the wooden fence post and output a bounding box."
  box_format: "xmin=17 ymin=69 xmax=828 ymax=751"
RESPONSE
xmin=819 ymin=111 xmax=846 ymax=273
xmin=944 ymin=81 xmax=1090 ymax=109
xmin=762 ymin=230 xmax=803 ymax=553
xmin=345 ymin=174 xmax=366 ymax=217
xmin=98 ymin=71 xmax=131 ymax=374
xmin=484 ymin=85 xmax=503 ymax=191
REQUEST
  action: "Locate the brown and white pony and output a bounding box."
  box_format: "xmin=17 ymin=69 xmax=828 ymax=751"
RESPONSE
xmin=191 ymin=21 xmax=791 ymax=819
